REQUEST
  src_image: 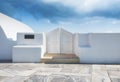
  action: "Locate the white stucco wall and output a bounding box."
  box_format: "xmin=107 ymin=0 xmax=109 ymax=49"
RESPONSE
xmin=74 ymin=33 xmax=80 ymax=57
xmin=42 ymin=32 xmax=47 ymax=57
xmin=0 ymin=13 xmax=34 ymax=61
xmin=17 ymin=33 xmax=43 ymax=45
xmin=0 ymin=13 xmax=33 ymax=41
xmin=12 ymin=33 xmax=45 ymax=62
xmin=0 ymin=27 xmax=15 ymax=60
xmin=76 ymin=33 xmax=120 ymax=64
xmin=13 ymin=45 xmax=42 ymax=63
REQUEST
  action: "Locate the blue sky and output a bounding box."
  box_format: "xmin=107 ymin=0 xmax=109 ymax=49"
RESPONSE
xmin=1 ymin=0 xmax=120 ymax=33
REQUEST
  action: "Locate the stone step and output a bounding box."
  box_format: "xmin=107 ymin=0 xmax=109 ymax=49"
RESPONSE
xmin=40 ymin=58 xmax=80 ymax=64
xmin=41 ymin=53 xmax=80 ymax=64
xmin=44 ymin=53 xmax=78 ymax=58
xmin=44 ymin=55 xmax=78 ymax=59
xmin=44 ymin=53 xmax=76 ymax=56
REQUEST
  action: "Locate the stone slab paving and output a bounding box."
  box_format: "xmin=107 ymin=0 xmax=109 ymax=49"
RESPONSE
xmin=0 ymin=64 xmax=119 ymax=82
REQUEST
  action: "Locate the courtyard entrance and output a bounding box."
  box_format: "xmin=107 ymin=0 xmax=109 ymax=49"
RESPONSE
xmin=47 ymin=28 xmax=73 ymax=54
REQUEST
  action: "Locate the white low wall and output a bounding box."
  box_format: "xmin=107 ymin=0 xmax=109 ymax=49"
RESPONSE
xmin=12 ymin=33 xmax=45 ymax=63
xmin=75 ymin=33 xmax=120 ymax=64
xmin=13 ymin=45 xmax=42 ymax=63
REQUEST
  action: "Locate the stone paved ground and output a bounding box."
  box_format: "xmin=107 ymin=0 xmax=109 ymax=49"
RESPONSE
xmin=0 ymin=64 xmax=119 ymax=82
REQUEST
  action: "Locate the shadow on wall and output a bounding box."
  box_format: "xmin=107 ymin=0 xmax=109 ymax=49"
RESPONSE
xmin=0 ymin=26 xmax=15 ymax=61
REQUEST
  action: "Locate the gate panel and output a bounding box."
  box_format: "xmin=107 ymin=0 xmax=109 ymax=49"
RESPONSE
xmin=47 ymin=28 xmax=73 ymax=54
xmin=47 ymin=29 xmax=60 ymax=53
xmin=60 ymin=30 xmax=73 ymax=54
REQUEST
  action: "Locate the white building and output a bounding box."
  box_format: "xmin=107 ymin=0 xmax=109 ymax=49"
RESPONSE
xmin=1 ymin=13 xmax=120 ymax=64
xmin=0 ymin=13 xmax=33 ymax=61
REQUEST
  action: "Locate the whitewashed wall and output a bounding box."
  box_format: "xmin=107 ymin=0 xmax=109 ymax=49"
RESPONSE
xmin=13 ymin=46 xmax=42 ymax=63
xmin=17 ymin=33 xmax=43 ymax=45
xmin=42 ymin=32 xmax=47 ymax=58
xmin=74 ymin=33 xmax=80 ymax=57
xmin=16 ymin=33 xmax=45 ymax=58
xmin=75 ymin=33 xmax=120 ymax=64
xmin=0 ymin=27 xmax=15 ymax=60
xmin=13 ymin=33 xmax=45 ymax=62
xmin=0 ymin=13 xmax=33 ymax=61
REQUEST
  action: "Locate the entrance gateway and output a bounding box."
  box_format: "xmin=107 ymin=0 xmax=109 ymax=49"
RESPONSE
xmin=41 ymin=28 xmax=80 ymax=63
xmin=46 ymin=28 xmax=73 ymax=54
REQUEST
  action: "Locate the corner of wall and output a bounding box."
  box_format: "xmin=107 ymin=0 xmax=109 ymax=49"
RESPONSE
xmin=42 ymin=32 xmax=47 ymax=58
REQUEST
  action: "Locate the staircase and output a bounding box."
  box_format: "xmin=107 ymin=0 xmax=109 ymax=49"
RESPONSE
xmin=40 ymin=53 xmax=80 ymax=64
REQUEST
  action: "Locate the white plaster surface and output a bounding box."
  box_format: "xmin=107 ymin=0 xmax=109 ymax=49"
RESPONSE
xmin=12 ymin=46 xmax=42 ymax=63
xmin=0 ymin=13 xmax=33 ymax=41
xmin=0 ymin=13 xmax=34 ymax=60
xmin=75 ymin=33 xmax=120 ymax=64
xmin=17 ymin=33 xmax=43 ymax=45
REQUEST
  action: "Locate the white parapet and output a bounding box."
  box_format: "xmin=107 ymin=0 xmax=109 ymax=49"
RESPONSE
xmin=12 ymin=45 xmax=42 ymax=63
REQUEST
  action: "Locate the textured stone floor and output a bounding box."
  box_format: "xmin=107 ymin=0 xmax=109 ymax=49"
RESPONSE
xmin=0 ymin=64 xmax=120 ymax=82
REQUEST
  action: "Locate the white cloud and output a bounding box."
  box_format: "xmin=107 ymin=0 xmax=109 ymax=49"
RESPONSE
xmin=105 ymin=30 xmax=113 ymax=33
xmin=43 ymin=0 xmax=120 ymax=13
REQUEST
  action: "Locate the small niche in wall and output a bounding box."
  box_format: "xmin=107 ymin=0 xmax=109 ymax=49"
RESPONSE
xmin=24 ymin=34 xmax=34 ymax=39
xmin=78 ymin=34 xmax=91 ymax=48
